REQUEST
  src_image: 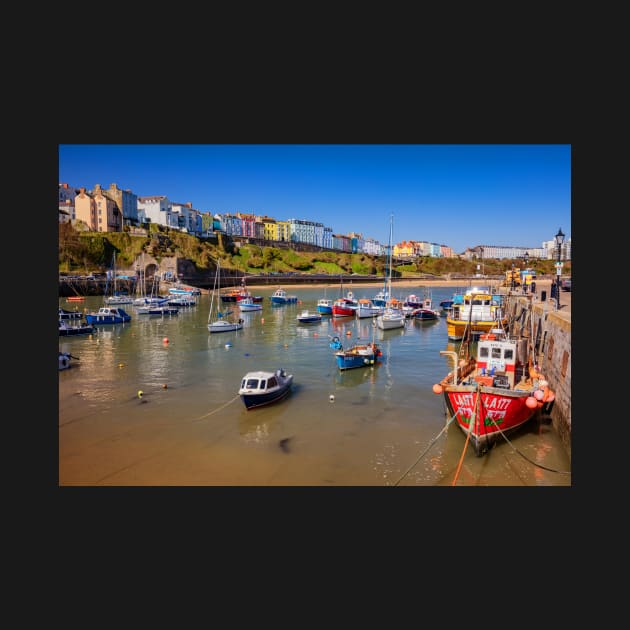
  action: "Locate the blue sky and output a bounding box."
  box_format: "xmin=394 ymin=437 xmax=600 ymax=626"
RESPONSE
xmin=58 ymin=144 xmax=571 ymax=253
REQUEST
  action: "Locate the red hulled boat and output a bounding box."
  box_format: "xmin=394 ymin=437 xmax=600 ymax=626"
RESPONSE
xmin=433 ymin=323 xmax=554 ymax=456
xmin=332 ymin=290 xmax=358 ymax=318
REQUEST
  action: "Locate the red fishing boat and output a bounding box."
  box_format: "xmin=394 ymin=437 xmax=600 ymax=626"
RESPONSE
xmin=433 ymin=325 xmax=554 ymax=456
xmin=332 ymin=291 xmax=358 ymax=318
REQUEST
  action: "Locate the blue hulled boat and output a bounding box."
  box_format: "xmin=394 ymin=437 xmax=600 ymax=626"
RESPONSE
xmin=85 ymin=306 xmax=131 ymax=325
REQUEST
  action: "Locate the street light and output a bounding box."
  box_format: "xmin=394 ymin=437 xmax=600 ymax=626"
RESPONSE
xmin=510 ymin=261 xmax=515 ymax=291
xmin=554 ymin=228 xmax=565 ymax=310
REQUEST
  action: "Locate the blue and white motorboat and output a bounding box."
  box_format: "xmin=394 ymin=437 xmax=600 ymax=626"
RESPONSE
xmin=85 ymin=306 xmax=131 ymax=325
xmin=334 ymin=341 xmax=383 ymax=371
xmin=270 ymin=288 xmax=298 ymax=304
xmin=238 ymin=368 xmax=293 ymax=410
xmin=238 ymin=296 xmax=263 ymax=312
xmin=316 ymin=298 xmax=334 ymax=315
xmin=297 ymin=309 xmax=322 ymax=323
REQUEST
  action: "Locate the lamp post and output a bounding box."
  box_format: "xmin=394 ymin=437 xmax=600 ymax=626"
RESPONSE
xmin=511 ymin=261 xmax=515 ymax=291
xmin=523 ymin=251 xmax=529 ymax=292
xmin=554 ymin=228 xmax=565 ymax=310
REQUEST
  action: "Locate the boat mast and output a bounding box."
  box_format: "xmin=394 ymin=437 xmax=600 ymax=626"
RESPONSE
xmin=387 ymin=213 xmax=393 ymax=301
xmin=208 ymin=260 xmax=219 ymax=323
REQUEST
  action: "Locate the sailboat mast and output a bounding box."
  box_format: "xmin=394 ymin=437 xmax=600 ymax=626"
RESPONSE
xmin=112 ymin=252 xmax=116 ymax=295
xmin=387 ymin=213 xmax=393 ymax=298
xmin=209 ymin=260 xmax=219 ymax=322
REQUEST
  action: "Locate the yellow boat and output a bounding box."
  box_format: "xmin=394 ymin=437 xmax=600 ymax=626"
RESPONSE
xmin=445 ymin=287 xmax=507 ymax=340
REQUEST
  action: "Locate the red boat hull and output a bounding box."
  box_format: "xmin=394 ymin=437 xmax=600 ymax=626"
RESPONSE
xmin=443 ymin=386 xmax=538 ymax=456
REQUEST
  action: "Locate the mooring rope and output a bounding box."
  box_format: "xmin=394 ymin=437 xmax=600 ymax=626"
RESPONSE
xmin=393 ymin=407 xmax=461 ymax=486
xmin=489 ymin=417 xmax=571 ymax=475
xmin=451 ymin=386 xmax=481 ymax=485
xmin=192 ymin=395 xmax=240 ymax=422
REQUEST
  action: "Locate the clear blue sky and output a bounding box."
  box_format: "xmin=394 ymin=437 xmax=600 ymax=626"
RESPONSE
xmin=58 ymin=144 xmax=571 ymax=254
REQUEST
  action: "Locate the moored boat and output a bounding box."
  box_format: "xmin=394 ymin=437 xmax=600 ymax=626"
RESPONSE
xmin=168 ymin=284 xmax=201 ymax=296
xmin=411 ymin=292 xmax=440 ymax=320
xmin=238 ymin=296 xmax=263 ymax=312
xmin=332 ymin=291 xmax=358 ymax=318
xmin=59 ymin=319 xmax=96 ymax=336
xmin=445 ymin=286 xmax=506 ymax=340
xmin=136 ymin=305 xmax=179 ymax=316
xmin=376 ymin=215 xmax=405 ymax=331
xmin=334 ymin=340 xmax=383 ymax=371
xmin=85 ymin=306 xmax=131 ymax=325
xmin=297 ymin=309 xmax=322 ymax=323
xmin=58 ymin=307 xmax=83 ymax=320
xmin=270 ymin=288 xmax=298 ymax=304
xmin=167 ymin=294 xmax=197 ymax=307
xmin=317 ymin=298 xmax=334 ymax=315
xmin=355 ymin=298 xmax=384 ymax=319
xmin=208 ymin=260 xmax=244 ymax=333
xmin=433 ymin=324 xmax=552 ymax=456
xmin=238 ymin=368 xmax=293 ymax=410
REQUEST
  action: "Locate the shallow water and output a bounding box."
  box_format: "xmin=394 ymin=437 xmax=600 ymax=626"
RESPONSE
xmin=58 ymin=285 xmax=572 ymax=486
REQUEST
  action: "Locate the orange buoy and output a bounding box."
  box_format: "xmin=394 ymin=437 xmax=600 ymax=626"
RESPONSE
xmin=526 ymin=396 xmax=538 ymax=408
xmin=163 ymin=337 xmax=169 ymax=344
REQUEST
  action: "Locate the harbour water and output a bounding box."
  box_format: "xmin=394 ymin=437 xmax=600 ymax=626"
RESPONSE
xmin=59 ymin=285 xmax=572 ymax=486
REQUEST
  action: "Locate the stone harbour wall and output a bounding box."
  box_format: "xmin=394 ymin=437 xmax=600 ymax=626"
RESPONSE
xmin=505 ymin=295 xmax=571 ymax=459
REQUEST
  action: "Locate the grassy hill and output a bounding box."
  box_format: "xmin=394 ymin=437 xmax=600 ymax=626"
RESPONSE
xmin=58 ymin=222 xmax=570 ymax=278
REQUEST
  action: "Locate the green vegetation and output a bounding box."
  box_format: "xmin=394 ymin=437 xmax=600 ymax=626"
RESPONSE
xmin=58 ymin=223 xmax=571 ymax=277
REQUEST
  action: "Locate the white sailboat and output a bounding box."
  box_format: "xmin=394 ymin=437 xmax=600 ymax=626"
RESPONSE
xmin=208 ymin=260 xmax=244 ymax=333
xmin=376 ymin=214 xmax=405 ymax=330
xmin=132 ymin=253 xmax=169 ymax=307
xmin=104 ymin=252 xmax=132 ymax=305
